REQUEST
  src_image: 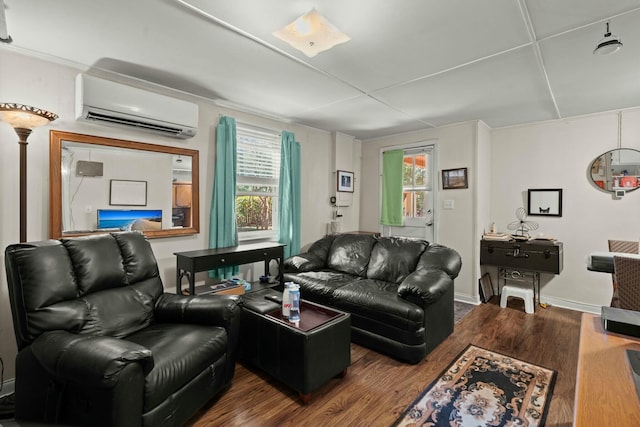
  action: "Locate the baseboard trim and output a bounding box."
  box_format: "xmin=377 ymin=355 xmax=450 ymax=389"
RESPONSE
xmin=0 ymin=379 xmax=14 ymax=398
xmin=455 ymin=293 xmax=480 ymax=305
xmin=540 ymin=295 xmax=601 ymax=314
xmin=454 ymin=291 xmax=601 ymax=314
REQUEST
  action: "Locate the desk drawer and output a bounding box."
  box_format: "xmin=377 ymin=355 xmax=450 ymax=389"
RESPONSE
xmin=480 ymin=241 xmax=563 ymax=274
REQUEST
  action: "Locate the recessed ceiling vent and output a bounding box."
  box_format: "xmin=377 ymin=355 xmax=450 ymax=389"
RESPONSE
xmin=75 ymin=74 xmax=198 ymax=139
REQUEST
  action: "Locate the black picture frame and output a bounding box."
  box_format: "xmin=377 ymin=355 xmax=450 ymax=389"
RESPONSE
xmin=442 ymin=167 xmax=468 ymax=189
xmin=527 ymin=188 xmax=562 ymax=217
xmin=479 ymin=272 xmax=494 ymax=303
xmin=337 ymin=170 xmax=354 ymax=193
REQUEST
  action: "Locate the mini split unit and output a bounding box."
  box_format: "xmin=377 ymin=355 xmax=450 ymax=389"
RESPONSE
xmin=75 ymin=74 xmax=198 ymax=139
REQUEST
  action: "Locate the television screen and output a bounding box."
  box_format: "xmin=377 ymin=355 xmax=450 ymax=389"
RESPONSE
xmin=97 ymin=209 xmax=162 ymax=231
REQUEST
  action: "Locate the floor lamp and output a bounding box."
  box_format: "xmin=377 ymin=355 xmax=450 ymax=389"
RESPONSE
xmin=0 ymin=103 xmax=58 ymax=242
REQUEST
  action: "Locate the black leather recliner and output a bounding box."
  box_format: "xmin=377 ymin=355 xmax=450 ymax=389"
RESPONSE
xmin=4 ymin=231 xmax=241 ymax=427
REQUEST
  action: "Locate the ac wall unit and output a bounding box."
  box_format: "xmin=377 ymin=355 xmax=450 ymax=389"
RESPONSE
xmin=75 ymin=74 xmax=198 ymax=139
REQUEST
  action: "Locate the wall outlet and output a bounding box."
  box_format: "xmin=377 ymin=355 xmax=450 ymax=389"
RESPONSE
xmin=444 ymin=199 xmax=454 ymax=209
xmin=85 ymin=205 xmax=93 ymax=213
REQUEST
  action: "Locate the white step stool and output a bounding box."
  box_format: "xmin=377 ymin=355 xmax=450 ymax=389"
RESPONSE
xmin=500 ymin=283 xmax=535 ymax=314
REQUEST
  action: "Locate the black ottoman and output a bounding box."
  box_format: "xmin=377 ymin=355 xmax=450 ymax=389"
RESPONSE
xmin=239 ymin=289 xmax=351 ymax=403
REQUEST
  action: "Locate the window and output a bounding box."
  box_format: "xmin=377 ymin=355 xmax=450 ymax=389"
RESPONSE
xmin=402 ymin=150 xmax=431 ymax=219
xmin=236 ymin=124 xmax=281 ymax=240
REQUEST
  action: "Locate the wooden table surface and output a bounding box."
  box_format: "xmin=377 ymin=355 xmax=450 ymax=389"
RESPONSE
xmin=574 ymin=313 xmax=640 ymax=426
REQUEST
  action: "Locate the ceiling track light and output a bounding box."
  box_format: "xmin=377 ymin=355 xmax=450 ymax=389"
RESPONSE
xmin=593 ymin=21 xmax=623 ymax=55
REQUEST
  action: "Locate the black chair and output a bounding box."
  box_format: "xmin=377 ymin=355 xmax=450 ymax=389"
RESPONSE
xmin=5 ymin=231 xmax=241 ymax=427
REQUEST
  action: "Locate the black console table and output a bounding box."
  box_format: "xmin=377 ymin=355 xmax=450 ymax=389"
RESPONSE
xmin=174 ymin=242 xmax=285 ymax=295
xmin=480 ymin=239 xmax=564 ymax=303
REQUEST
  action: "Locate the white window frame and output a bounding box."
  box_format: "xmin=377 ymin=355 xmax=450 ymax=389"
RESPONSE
xmin=235 ymin=123 xmax=281 ymax=242
xmin=403 ymin=149 xmax=431 ymax=223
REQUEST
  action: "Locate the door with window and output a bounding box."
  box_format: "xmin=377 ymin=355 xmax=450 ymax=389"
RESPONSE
xmin=385 ymin=146 xmax=436 ymax=242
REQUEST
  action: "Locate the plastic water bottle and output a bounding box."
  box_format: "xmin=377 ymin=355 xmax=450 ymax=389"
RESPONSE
xmin=282 ymin=282 xmax=292 ymax=318
xmin=288 ymin=284 xmax=300 ymax=322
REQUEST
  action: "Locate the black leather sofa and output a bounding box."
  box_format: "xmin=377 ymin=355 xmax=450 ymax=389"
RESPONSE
xmin=4 ymin=231 xmax=241 ymax=427
xmin=283 ymin=234 xmax=462 ymax=364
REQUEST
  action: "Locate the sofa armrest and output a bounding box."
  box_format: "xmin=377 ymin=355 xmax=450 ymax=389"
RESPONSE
xmin=30 ymin=330 xmax=153 ymax=388
xmin=154 ymin=293 xmax=241 ymax=328
xmin=417 ymin=244 xmax=462 ymax=279
xmin=398 ymin=269 xmax=453 ymax=306
xmin=283 ymin=252 xmax=326 ymax=272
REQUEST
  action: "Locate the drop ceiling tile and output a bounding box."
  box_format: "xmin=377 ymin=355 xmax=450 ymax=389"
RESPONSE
xmin=525 ymin=0 xmax=640 ymax=39
xmin=373 ymin=46 xmax=558 ymax=128
xmin=539 ymin=11 xmax=640 ymax=118
xmin=293 ymin=95 xmax=432 ymax=140
xmin=309 ymin=0 xmax=532 ymax=92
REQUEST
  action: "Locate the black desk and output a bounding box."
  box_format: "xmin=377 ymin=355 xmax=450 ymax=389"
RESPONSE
xmin=480 ymin=239 xmax=563 ymax=304
xmin=174 ymin=242 xmax=285 ymax=295
xmin=587 ymin=251 xmax=640 ymax=273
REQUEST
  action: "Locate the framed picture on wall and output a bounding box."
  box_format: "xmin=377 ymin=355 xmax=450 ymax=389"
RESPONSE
xmin=109 ymin=179 xmax=147 ymax=206
xmin=337 ymin=170 xmax=354 ymax=192
xmin=527 ymin=188 xmax=562 ymax=217
xmin=442 ymin=167 xmax=468 ymax=189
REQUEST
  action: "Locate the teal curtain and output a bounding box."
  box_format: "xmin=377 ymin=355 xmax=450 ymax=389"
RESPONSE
xmin=381 ymin=149 xmax=404 ymax=226
xmin=277 ymin=131 xmax=301 ymax=259
xmin=209 ymin=116 xmax=239 ymax=279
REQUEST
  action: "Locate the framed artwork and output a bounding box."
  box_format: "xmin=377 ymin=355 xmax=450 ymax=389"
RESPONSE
xmin=337 ymin=170 xmax=354 ymax=192
xmin=442 ymin=167 xmax=468 ymax=189
xmin=479 ymin=272 xmax=494 ymax=303
xmin=109 ymin=179 xmax=147 ymax=206
xmin=528 ymin=188 xmax=562 ymax=217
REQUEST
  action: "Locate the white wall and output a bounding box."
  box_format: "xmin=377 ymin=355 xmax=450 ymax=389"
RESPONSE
xmin=360 ymin=122 xmax=479 ymax=303
xmin=475 ymin=122 xmax=492 ymax=301
xmin=0 ymin=48 xmax=349 ymax=380
xmin=490 ymin=110 xmax=640 ymax=312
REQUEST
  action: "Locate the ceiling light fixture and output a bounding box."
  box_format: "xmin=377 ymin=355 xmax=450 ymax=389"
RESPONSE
xmin=273 ymin=8 xmax=350 ymax=58
xmin=593 ymin=21 xmax=623 ymax=55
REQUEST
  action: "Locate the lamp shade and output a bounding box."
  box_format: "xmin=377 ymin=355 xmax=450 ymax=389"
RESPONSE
xmin=0 ymin=103 xmax=58 ymax=129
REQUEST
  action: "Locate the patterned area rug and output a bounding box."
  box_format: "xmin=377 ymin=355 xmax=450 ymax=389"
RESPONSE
xmin=393 ymin=345 xmax=556 ymax=427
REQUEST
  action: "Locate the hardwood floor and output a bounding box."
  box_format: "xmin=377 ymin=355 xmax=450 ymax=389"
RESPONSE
xmin=186 ymin=298 xmax=582 ymax=426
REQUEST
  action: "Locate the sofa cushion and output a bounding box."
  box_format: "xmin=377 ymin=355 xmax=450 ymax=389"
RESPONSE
xmin=62 ymin=234 xmax=127 ymax=295
xmin=327 ymin=234 xmax=376 ymax=277
xmin=306 ymin=235 xmax=336 ymax=263
xmin=366 ymin=237 xmax=428 ymax=284
xmin=331 ymin=279 xmax=424 ymax=331
xmin=283 ymin=270 xmax=358 ymax=306
xmin=77 ymin=278 xmax=160 ymax=337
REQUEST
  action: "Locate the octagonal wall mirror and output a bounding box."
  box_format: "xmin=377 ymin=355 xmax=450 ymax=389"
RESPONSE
xmin=590 ymin=148 xmax=640 ymax=193
xmin=50 ymin=130 xmax=199 ymax=239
